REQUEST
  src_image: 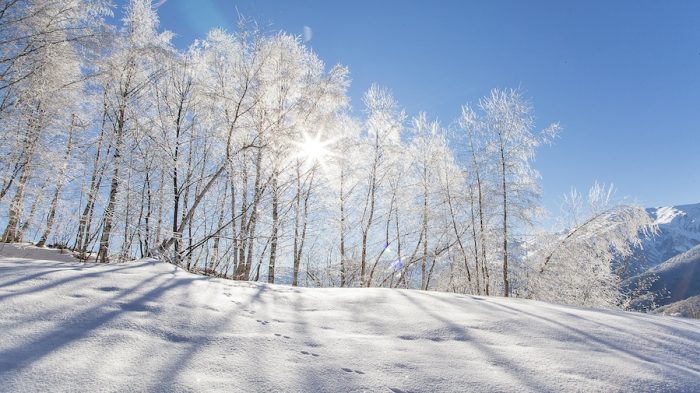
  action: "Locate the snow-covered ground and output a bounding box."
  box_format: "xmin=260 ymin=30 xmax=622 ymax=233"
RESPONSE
xmin=1 ymin=246 xmax=699 ymax=392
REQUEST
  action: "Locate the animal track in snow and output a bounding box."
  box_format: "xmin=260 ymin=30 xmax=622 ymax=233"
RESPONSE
xmin=341 ymin=368 xmax=364 ymax=374
xmin=255 ymin=319 xmax=269 ymax=325
xmin=96 ymin=286 xmax=120 ymax=292
xmin=300 ymin=350 xmax=319 ymax=357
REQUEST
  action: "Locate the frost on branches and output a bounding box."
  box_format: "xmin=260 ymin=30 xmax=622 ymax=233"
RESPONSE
xmin=0 ymin=0 xmax=655 ymax=309
xmin=526 ymin=183 xmax=654 ymax=308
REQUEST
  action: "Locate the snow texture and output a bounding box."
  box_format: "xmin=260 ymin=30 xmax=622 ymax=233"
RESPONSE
xmin=1 ymin=245 xmax=699 ymax=392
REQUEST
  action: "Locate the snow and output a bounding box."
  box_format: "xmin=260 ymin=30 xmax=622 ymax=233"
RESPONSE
xmin=1 ymin=245 xmax=699 ymax=392
xmin=637 ymin=203 xmax=700 ymax=269
xmin=652 ymin=206 xmax=686 ymax=226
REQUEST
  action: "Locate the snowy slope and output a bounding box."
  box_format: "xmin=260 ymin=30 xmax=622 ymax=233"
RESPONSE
xmin=638 ymin=203 xmax=700 ymax=269
xmin=1 ymin=247 xmax=699 ymax=392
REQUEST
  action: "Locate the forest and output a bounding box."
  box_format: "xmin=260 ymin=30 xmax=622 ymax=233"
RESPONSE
xmin=0 ymin=0 xmax=655 ymax=308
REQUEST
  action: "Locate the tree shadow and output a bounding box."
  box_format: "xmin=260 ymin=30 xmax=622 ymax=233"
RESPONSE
xmin=0 ymin=259 xmax=159 ymax=301
xmin=395 ymin=290 xmax=556 ymax=392
xmin=0 ymin=270 xmax=206 ymax=376
xmin=485 ymin=300 xmax=700 ymax=378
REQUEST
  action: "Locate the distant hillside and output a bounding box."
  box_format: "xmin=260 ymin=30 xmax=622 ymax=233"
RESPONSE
xmin=624 ymin=243 xmax=700 ymax=310
xmin=653 ymin=294 xmax=700 ymax=319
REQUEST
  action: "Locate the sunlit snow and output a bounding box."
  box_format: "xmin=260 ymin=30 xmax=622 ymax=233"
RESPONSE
xmin=1 ymin=245 xmax=698 ymax=392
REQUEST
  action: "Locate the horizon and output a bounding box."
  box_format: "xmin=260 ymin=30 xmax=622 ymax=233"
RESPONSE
xmin=127 ymin=0 xmax=700 ymax=215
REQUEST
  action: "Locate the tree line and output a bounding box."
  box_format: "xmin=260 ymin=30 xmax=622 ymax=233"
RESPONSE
xmin=0 ymin=0 xmax=653 ymax=308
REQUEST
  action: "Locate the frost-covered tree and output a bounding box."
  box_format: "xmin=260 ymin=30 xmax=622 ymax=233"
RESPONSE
xmin=480 ymin=89 xmax=559 ymax=296
xmin=527 ymin=183 xmax=653 ymax=307
xmin=94 ymin=0 xmax=172 ymax=262
xmin=0 ymin=0 xmax=661 ymax=310
xmin=0 ymin=0 xmax=101 ymax=242
xmin=358 ymin=85 xmax=404 ymax=287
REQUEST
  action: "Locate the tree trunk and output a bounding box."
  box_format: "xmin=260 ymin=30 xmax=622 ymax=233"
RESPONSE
xmin=37 ymin=115 xmax=76 ymax=247
xmin=339 ymin=166 xmax=347 ymax=287
xmin=97 ymin=96 xmax=127 ymax=263
xmin=2 ymin=115 xmax=41 ymax=243
xmin=268 ymin=173 xmax=279 ymax=284
xmin=499 ymin=137 xmax=509 ymax=297
xmin=293 ymin=165 xmax=314 ymax=286
xmin=420 ymin=166 xmax=429 ymax=290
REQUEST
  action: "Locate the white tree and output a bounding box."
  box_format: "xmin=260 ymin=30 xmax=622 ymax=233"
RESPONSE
xmin=527 ymin=183 xmax=654 ymax=307
xmin=0 ymin=0 xmax=93 ymax=242
xmin=95 ymin=0 xmax=172 ymax=262
xmin=480 ymin=89 xmax=559 ymax=296
xmin=357 ymin=84 xmax=404 ymax=287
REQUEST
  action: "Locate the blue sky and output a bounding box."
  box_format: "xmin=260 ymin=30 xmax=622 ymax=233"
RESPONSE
xmin=127 ymin=0 xmax=700 ymax=213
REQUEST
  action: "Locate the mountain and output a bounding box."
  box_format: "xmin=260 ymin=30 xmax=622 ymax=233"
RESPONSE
xmin=1 ymin=244 xmax=699 ymax=392
xmin=624 ymin=244 xmax=700 ymax=310
xmin=635 ymin=203 xmax=700 ymax=271
xmin=622 ymin=204 xmax=700 ymax=313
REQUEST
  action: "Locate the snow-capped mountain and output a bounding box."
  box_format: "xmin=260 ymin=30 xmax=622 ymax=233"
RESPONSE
xmin=638 ymin=203 xmax=700 ymax=269
xmin=623 ymin=203 xmax=700 ymax=313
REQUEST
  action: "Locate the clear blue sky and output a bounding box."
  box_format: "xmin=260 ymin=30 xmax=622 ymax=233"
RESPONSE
xmin=123 ymin=0 xmax=700 ymax=213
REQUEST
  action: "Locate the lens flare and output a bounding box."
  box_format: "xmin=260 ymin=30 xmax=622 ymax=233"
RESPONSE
xmin=297 ymin=132 xmax=331 ymax=163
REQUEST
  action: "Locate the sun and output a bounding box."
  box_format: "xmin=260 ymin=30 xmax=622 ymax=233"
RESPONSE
xmin=297 ymin=132 xmax=332 ymax=163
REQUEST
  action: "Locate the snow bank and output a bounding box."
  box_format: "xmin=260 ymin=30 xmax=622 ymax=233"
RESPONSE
xmin=0 ymin=242 xmax=79 ymax=263
xmin=0 ymin=248 xmax=698 ymax=392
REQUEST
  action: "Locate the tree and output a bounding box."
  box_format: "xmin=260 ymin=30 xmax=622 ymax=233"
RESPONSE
xmin=358 ymin=85 xmax=404 ymax=287
xmin=0 ymin=1 xmax=89 ymax=242
xmin=480 ymin=89 xmax=559 ymax=296
xmin=528 ymin=183 xmax=653 ymax=307
xmin=95 ymin=0 xmax=172 ymax=262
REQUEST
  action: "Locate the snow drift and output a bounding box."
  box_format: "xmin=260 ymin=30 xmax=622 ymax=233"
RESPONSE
xmin=0 ymin=245 xmax=698 ymax=392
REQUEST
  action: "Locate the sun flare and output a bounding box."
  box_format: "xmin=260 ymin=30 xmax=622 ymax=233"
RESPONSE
xmin=298 ymin=133 xmax=331 ymax=163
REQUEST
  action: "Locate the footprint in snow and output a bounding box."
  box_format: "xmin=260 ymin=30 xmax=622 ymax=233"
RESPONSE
xmin=273 ymin=333 xmax=291 ymax=339
xmin=342 ymin=368 xmax=364 ymax=374
xmin=256 ymin=319 xmax=269 ymax=325
xmin=389 ymin=389 xmax=416 ymax=393
xmin=300 ymin=350 xmax=319 ymax=357
xmin=96 ymin=286 xmax=120 ymax=292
